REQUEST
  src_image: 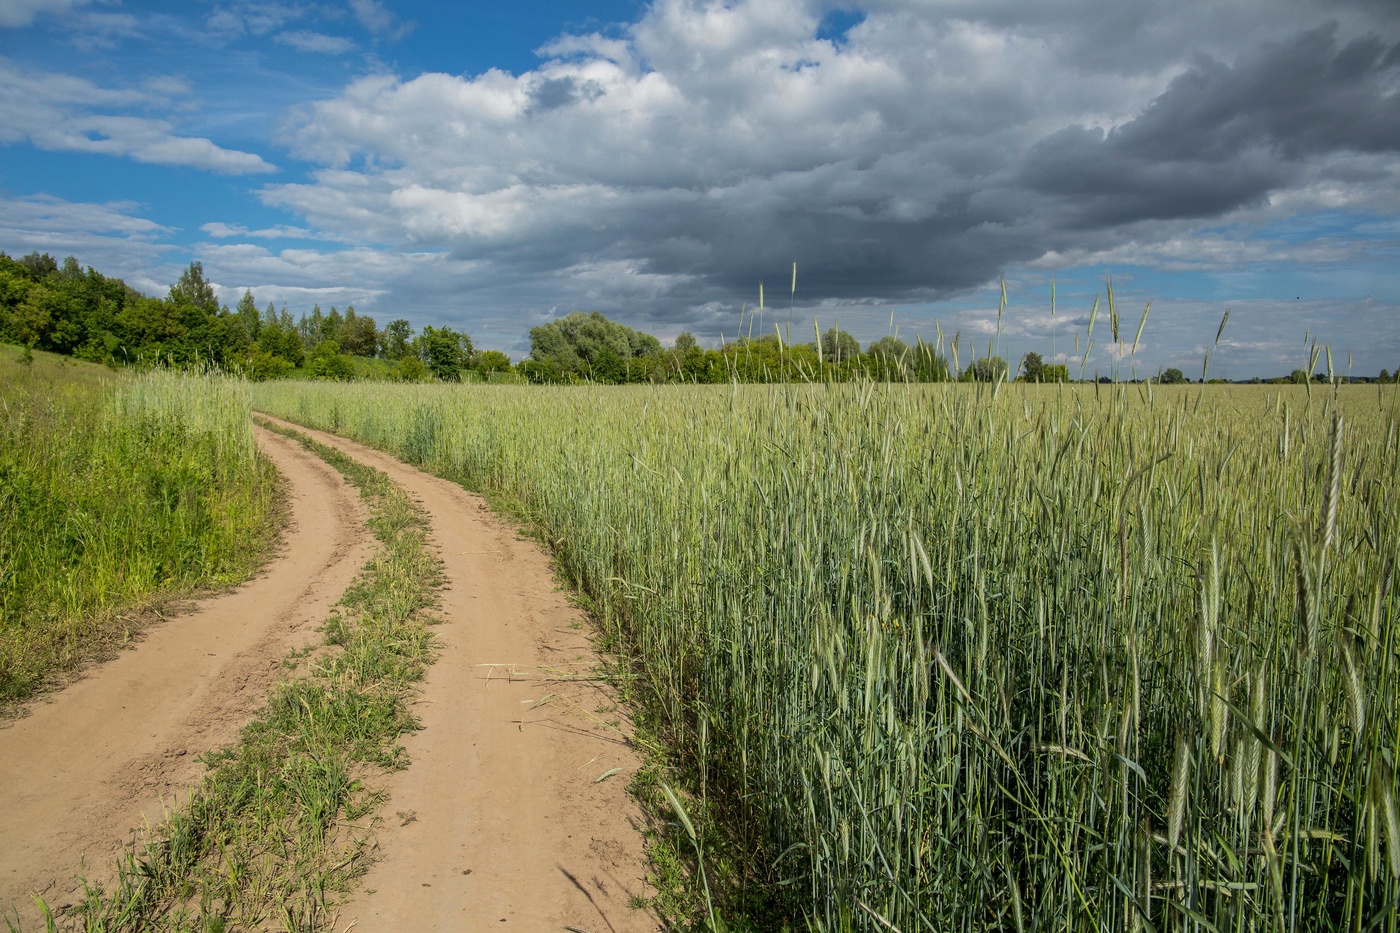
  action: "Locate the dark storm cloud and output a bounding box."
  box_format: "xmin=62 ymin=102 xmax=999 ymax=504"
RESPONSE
xmin=1021 ymin=24 xmax=1400 ymax=228
xmin=1020 ymin=125 xmax=1292 ymax=226
xmin=1115 ymin=27 xmax=1400 ymax=159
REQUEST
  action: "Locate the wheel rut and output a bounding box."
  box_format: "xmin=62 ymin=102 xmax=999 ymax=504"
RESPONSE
xmin=1 ymin=416 xmax=657 ymax=933
xmin=254 ymin=415 xmax=657 ymax=933
xmin=0 ymin=425 xmax=373 ymax=927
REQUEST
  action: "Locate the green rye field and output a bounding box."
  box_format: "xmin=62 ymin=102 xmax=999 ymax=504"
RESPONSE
xmin=251 ymin=378 xmax=1400 ymax=932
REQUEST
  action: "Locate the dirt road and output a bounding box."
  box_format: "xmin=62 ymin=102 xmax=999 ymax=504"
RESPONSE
xmin=0 ymin=425 xmax=374 ymax=926
xmin=254 ymin=416 xmax=656 ymax=933
xmin=1 ymin=417 xmax=656 ymax=933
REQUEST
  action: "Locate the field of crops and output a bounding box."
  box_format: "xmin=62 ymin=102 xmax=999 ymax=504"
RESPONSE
xmin=251 ymin=378 xmax=1399 ymax=932
xmin=0 ymin=349 xmax=278 ymax=707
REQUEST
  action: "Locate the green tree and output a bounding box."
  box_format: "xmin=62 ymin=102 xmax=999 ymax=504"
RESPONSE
xmin=528 ymin=311 xmax=661 ymax=381
xmin=681 ymin=345 xmax=710 ymax=381
xmin=235 ymin=290 xmax=261 ymax=344
xmin=11 ymin=283 xmax=54 ymax=349
xmin=18 ymin=252 xmax=58 ymax=278
xmin=1020 ymin=351 xmax=1044 ymax=382
xmin=336 ymin=306 xmax=379 ymax=357
xmin=961 ymin=355 xmax=1009 ymax=383
xmin=257 ymin=319 xmax=305 ymax=368
xmin=726 ymin=335 xmax=787 ymax=383
xmin=820 ymin=327 xmax=860 ymax=364
xmin=265 ymin=302 xmax=295 ymax=332
xmin=418 ymin=325 xmax=473 ymax=381
xmin=297 ymin=306 xmax=323 ymax=349
xmin=382 ymin=319 xmax=413 ymax=359
xmin=1159 ymin=367 xmax=1188 ymax=385
xmin=473 ymin=349 xmax=512 ymax=374
xmin=307 ymin=339 xmax=353 ymax=379
xmin=868 ymin=335 xmax=909 ymax=360
xmin=244 ymin=349 xmax=296 ymax=380
xmin=0 ymin=251 xmax=251 ymax=368
xmin=910 ymin=339 xmax=951 ymax=382
xmin=321 ymin=306 xmax=343 ymax=344
xmin=864 ymin=336 xmax=910 ymax=380
xmin=114 ymin=295 xmax=180 ymax=359
xmin=592 ymin=345 xmax=627 ymax=383
xmin=168 ymin=261 xmax=219 ymax=315
xmin=0 ymin=265 xmax=31 ymax=345
xmin=659 ymin=336 xmax=713 ymax=383
xmin=397 ymin=356 xmax=428 ymax=381
xmin=1022 ymin=352 xmax=1068 ymax=383
xmin=520 ymin=357 xmax=565 ymax=384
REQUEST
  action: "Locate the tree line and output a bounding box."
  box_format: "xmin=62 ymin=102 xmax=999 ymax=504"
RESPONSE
xmin=522 ymin=312 xmax=1080 ymax=384
xmin=0 ymin=253 xmax=495 ymax=381
xmin=5 ymin=252 xmax=1394 ymax=384
xmin=0 ymin=253 xmax=970 ymax=384
xmin=523 ymin=312 xmax=954 ymax=383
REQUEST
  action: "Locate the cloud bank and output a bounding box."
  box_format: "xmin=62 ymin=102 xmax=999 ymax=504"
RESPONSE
xmin=256 ymin=0 xmax=1399 ymax=338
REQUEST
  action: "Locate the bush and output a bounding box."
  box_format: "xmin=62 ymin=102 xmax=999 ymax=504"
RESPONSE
xmin=307 ymin=340 xmax=354 ymax=380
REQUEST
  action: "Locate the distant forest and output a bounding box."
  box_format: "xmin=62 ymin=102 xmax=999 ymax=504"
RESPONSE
xmin=0 ymin=252 xmax=486 ymax=382
xmin=2 ymin=251 xmax=1393 ymax=384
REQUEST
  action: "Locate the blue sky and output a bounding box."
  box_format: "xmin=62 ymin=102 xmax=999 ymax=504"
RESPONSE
xmin=1 ymin=0 xmax=1398 ymax=378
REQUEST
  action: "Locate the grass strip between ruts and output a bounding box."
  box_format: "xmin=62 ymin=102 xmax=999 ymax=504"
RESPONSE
xmin=18 ymin=420 xmax=443 ymax=933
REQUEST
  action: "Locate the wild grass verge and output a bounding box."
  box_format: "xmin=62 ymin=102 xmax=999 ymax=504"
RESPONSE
xmin=0 ymin=352 xmax=280 ymax=713
xmin=12 ymin=420 xmax=442 ymax=933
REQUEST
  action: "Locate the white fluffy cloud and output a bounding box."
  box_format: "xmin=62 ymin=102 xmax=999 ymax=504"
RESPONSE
xmin=347 ymin=0 xmax=411 ymax=40
xmin=201 ymin=221 xmax=325 ymax=240
xmin=0 ymin=0 xmax=92 ymax=28
xmin=0 ymin=192 xmax=169 ymax=241
xmin=204 ymin=1 xmax=303 ymax=39
xmin=1027 ymin=233 xmax=1379 ymax=274
xmin=0 ymin=57 xmax=276 ymax=174
xmin=275 ymin=30 xmax=356 ymax=54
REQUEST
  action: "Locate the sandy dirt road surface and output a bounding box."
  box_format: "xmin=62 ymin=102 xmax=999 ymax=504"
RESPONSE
xmin=1 ymin=425 xmax=374 ymax=928
xmin=253 ymin=416 xmax=657 ymax=933
xmin=2 ymin=416 xmax=657 ymax=933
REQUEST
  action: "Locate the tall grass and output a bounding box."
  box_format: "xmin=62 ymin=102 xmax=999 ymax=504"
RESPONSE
xmin=250 ymin=378 xmax=1400 ymax=932
xmin=0 ymin=353 xmax=279 ymax=708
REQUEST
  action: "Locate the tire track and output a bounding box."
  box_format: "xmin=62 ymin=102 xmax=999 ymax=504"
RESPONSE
xmin=0 ymin=426 xmax=373 ymax=927
xmin=252 ymin=415 xmax=657 ymax=933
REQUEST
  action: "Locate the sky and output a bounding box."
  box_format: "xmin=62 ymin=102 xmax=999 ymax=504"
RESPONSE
xmin=1 ymin=0 xmax=1398 ymax=378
